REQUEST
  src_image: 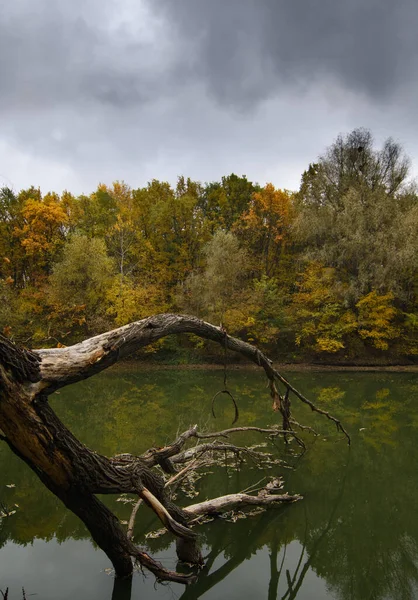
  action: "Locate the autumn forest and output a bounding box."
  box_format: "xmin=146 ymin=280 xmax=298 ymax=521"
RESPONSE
xmin=1 ymin=128 xmax=417 ymax=364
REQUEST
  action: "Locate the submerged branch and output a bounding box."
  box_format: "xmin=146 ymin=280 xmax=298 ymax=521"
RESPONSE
xmin=184 ymin=490 xmax=302 ymax=517
xmin=171 ymin=442 xmax=276 ymax=465
xmin=126 ymin=498 xmax=142 ymax=541
xmin=131 ymin=548 xmax=196 ymax=585
xmin=195 ymin=426 xmax=290 ymax=439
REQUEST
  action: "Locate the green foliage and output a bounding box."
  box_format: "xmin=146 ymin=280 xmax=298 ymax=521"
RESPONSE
xmin=48 ymin=235 xmax=115 ymax=336
xmin=295 ymin=129 xmax=418 ymax=303
xmin=199 ymin=173 xmax=257 ymax=231
xmin=182 ymin=230 xmax=249 ymax=327
xmin=242 ymin=276 xmax=286 ymax=346
xmin=1 ymin=129 xmax=417 ymax=361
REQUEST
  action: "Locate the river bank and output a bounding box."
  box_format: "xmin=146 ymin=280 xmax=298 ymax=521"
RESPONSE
xmin=114 ymin=360 xmax=418 ymax=372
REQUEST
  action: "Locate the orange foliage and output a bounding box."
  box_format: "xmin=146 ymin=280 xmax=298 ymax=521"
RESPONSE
xmin=15 ymin=193 xmax=68 ymax=271
xmin=235 ymin=184 xmax=293 ymax=276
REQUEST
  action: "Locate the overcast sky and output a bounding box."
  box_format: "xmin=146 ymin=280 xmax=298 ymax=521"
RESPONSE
xmin=1 ymin=0 xmax=418 ymax=195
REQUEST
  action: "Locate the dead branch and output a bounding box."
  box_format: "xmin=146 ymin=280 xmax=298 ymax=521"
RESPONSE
xmin=289 ymin=419 xmax=319 ymax=436
xmin=0 ymin=314 xmax=350 ymax=586
xmin=164 ymin=458 xmax=205 ymax=489
xmin=138 ymin=487 xmax=196 ymax=540
xmin=144 ymin=479 xmax=301 ymax=539
xmin=211 ymin=389 xmax=239 ymax=424
xmin=112 ymin=424 xmax=294 ymax=475
xmin=126 ymin=498 xmax=142 ymax=541
xmin=171 ymin=442 xmax=277 ymax=465
xmin=31 ymin=313 xmax=349 ymax=443
xmin=137 ymin=424 xmax=303 ymax=471
xmin=184 ymin=490 xmax=302 ymax=517
xmin=195 ymin=426 xmax=290 ymax=439
xmin=131 ymin=549 xmax=196 ymax=585
xmin=269 ymin=366 xmax=350 ymax=443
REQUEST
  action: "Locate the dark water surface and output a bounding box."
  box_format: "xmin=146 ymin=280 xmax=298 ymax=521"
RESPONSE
xmin=1 ymin=368 xmax=418 ymax=600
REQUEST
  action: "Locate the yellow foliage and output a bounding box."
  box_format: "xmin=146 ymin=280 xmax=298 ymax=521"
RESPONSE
xmin=315 ymin=337 xmax=344 ymax=353
xmin=13 ymin=193 xmax=68 ymax=284
xmin=106 ymin=277 xmax=168 ymax=326
xmin=375 ymin=388 xmax=390 ymax=400
xmin=290 ymin=262 xmax=357 ymax=353
xmin=222 ymin=307 xmax=252 ymax=336
xmin=317 ymin=387 xmax=346 ymax=403
xmin=356 ymin=291 xmax=399 ymax=350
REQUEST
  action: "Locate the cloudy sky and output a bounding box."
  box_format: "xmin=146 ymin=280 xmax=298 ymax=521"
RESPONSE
xmin=1 ymin=0 xmax=418 ymax=195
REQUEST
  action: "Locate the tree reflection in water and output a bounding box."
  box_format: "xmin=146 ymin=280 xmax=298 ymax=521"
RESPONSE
xmin=1 ymin=370 xmax=418 ymax=600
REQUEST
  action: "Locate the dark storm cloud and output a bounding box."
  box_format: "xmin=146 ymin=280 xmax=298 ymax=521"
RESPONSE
xmin=153 ymin=0 xmax=418 ymax=107
xmin=3 ymin=0 xmax=415 ymax=115
xmin=0 ymin=0 xmax=189 ymax=112
xmin=1 ymin=0 xmax=418 ymax=194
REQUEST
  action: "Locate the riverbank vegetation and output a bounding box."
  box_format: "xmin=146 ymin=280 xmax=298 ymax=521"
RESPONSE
xmin=1 ymin=128 xmax=417 ymax=363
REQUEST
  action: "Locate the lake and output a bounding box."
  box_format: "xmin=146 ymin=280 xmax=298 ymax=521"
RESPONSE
xmin=1 ymin=367 xmax=418 ymax=600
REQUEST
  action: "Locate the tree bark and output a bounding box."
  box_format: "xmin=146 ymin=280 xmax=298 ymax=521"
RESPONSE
xmin=0 ymin=313 xmax=348 ymax=585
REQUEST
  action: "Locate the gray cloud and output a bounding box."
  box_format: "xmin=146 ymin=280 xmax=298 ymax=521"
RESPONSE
xmin=5 ymin=0 xmax=416 ymax=115
xmin=0 ymin=0 xmax=189 ymax=112
xmin=0 ymin=0 xmax=418 ymax=195
xmin=153 ymin=0 xmax=418 ymax=107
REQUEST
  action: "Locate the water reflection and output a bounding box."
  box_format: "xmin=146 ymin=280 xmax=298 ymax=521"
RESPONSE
xmin=1 ymin=369 xmax=418 ymax=600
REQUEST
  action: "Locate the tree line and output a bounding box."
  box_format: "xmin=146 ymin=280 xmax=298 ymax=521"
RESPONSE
xmin=1 ymin=128 xmax=418 ymax=363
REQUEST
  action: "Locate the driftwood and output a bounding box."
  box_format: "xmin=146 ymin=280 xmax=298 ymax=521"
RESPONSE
xmin=184 ymin=490 xmax=301 ymax=517
xmin=0 ymin=313 xmax=349 ymax=586
xmin=32 ymin=314 xmax=349 ymax=443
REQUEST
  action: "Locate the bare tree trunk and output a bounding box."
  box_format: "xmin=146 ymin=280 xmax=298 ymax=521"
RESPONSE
xmin=0 ymin=314 xmax=348 ymax=585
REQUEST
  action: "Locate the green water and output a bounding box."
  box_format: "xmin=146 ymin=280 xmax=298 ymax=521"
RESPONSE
xmin=1 ymin=368 xmax=418 ymax=600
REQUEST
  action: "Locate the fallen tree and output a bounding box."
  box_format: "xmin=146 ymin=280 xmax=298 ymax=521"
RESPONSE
xmin=0 ymin=313 xmax=349 ymax=585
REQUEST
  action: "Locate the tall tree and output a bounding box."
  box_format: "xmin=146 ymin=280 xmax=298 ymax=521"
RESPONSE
xmin=234 ymin=183 xmax=294 ymax=278
xmin=295 ymin=129 xmax=418 ymax=304
xmin=73 ymin=186 xmax=118 ymax=239
xmin=132 ymin=178 xmax=207 ymax=289
xmin=299 ymin=128 xmax=410 ymax=209
xmin=200 ymin=174 xmax=258 ymax=232
xmin=48 ymin=235 xmax=115 ymax=337
xmin=184 ymin=230 xmax=249 ymax=326
xmin=0 ymin=187 xmax=25 ymax=288
xmin=101 ymin=181 xmax=140 ymax=282
xmin=13 ymin=189 xmax=68 ymax=285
